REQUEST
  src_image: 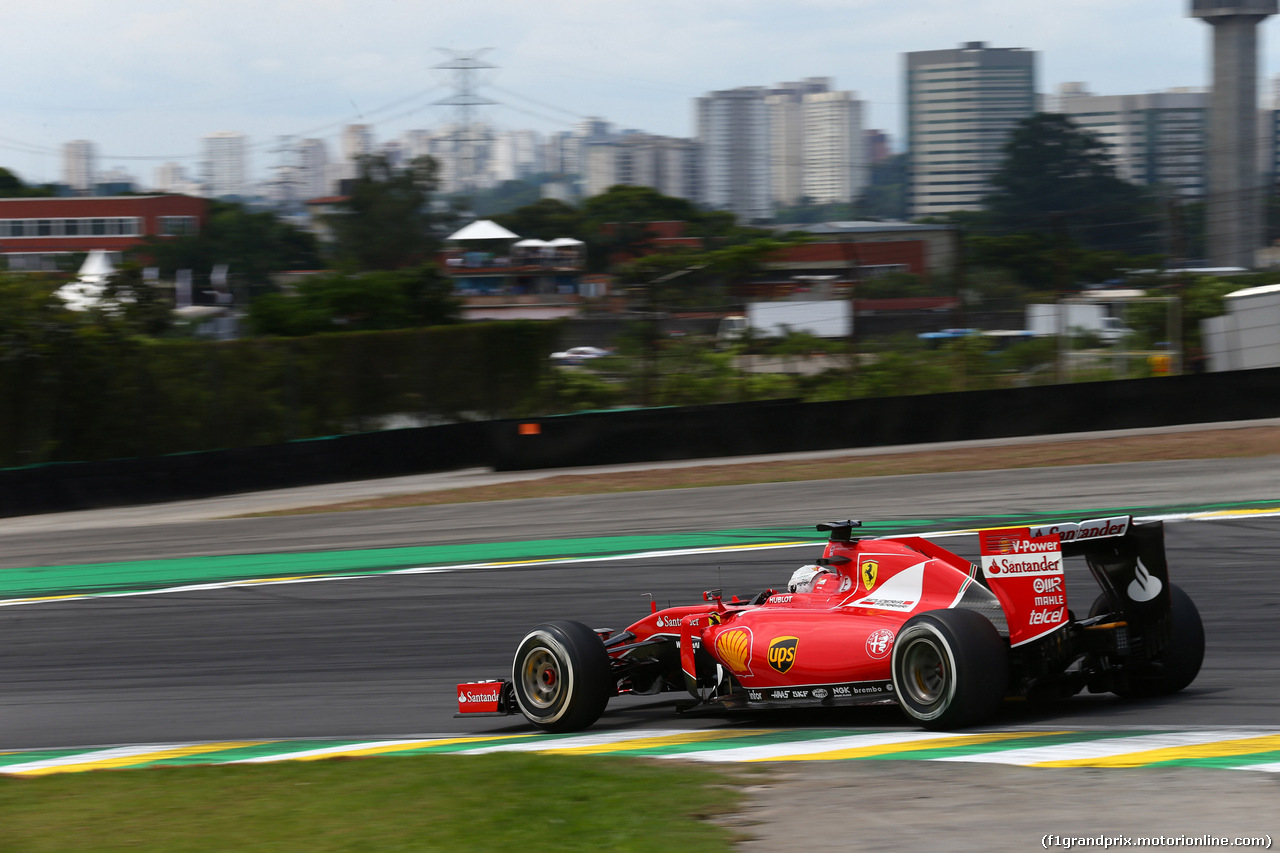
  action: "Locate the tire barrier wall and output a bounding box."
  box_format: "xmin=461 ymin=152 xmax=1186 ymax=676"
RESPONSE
xmin=0 ymin=421 xmax=488 ymax=518
xmin=491 ymin=367 xmax=1280 ymax=471
xmin=3 ymin=366 xmax=1278 ymax=517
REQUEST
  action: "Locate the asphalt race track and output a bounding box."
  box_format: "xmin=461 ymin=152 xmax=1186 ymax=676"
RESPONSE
xmin=1 ymin=456 xmax=1279 ymax=749
xmin=2 ymin=456 xmax=1280 ymax=851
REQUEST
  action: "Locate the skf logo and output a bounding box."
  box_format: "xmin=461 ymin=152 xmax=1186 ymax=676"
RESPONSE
xmin=767 ymin=636 xmax=799 ymax=673
xmin=715 ymin=628 xmax=753 ymax=676
xmin=861 ymin=560 xmax=879 ymax=591
xmin=865 ymin=628 xmax=895 ymax=659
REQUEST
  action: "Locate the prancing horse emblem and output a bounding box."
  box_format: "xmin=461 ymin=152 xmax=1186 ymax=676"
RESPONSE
xmin=861 ymin=560 xmax=879 ymax=591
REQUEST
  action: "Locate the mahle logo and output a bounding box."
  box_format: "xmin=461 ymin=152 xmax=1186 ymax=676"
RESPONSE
xmin=861 ymin=560 xmax=879 ymax=591
xmin=767 ymin=636 xmax=799 ymax=673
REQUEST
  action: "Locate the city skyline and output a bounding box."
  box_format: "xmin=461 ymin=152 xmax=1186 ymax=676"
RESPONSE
xmin=0 ymin=1 xmax=1256 ymax=185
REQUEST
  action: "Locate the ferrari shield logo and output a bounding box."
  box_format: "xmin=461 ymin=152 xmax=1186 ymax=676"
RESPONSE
xmin=861 ymin=560 xmax=879 ymax=591
xmin=767 ymin=636 xmax=799 ymax=673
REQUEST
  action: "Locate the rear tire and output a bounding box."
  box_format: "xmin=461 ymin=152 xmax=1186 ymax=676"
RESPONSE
xmin=512 ymin=621 xmax=613 ymax=733
xmin=891 ymin=609 xmax=1008 ymax=730
xmin=1092 ymin=584 xmax=1204 ymax=698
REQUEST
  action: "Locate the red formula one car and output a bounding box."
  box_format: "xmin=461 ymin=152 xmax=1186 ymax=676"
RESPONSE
xmin=457 ymin=516 xmax=1204 ymax=731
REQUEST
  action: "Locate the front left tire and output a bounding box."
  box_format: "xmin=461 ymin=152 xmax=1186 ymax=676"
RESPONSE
xmin=511 ymin=621 xmax=613 ymax=733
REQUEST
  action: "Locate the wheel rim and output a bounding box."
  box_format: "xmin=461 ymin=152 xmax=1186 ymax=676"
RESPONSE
xmin=520 ymin=645 xmax=562 ymax=710
xmin=900 ymin=636 xmax=949 ymax=707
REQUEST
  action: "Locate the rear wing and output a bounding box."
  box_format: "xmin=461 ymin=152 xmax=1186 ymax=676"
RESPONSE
xmin=979 ymin=515 xmax=1171 ymax=647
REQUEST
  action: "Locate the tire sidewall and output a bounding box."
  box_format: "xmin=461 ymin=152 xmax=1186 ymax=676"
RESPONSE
xmin=512 ymin=626 xmax=578 ymax=727
xmin=891 ymin=609 xmax=1007 ymax=729
xmin=891 ymin=619 xmax=959 ymax=723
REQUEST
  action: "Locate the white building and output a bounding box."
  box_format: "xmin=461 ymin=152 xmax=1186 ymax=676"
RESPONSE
xmin=202 ymin=131 xmax=249 ymax=199
xmin=582 ymin=134 xmax=699 ymax=201
xmin=61 ymin=140 xmax=97 ymax=193
xmin=766 ymin=78 xmax=831 ymax=208
xmin=492 ymin=129 xmax=544 ymax=182
xmin=1050 ymin=83 xmax=1208 ymax=199
xmin=801 ymin=90 xmax=868 ymax=206
xmin=337 ymin=124 xmax=374 ymax=184
xmin=296 ymin=138 xmax=330 ymax=200
xmin=906 ymin=42 xmax=1037 ymax=217
xmin=697 ymin=86 xmax=772 ymax=222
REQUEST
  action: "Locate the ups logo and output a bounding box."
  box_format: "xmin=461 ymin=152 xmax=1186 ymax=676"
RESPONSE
xmin=767 ymin=636 xmax=799 ymax=673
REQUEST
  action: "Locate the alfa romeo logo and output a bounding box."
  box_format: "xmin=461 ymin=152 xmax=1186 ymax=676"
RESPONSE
xmin=865 ymin=628 xmax=895 ymax=659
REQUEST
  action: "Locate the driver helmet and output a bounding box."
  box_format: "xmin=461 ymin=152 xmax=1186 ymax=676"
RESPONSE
xmin=788 ymin=564 xmax=829 ymax=593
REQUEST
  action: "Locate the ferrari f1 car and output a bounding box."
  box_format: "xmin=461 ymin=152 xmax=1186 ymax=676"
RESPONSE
xmin=456 ymin=515 xmax=1204 ymax=731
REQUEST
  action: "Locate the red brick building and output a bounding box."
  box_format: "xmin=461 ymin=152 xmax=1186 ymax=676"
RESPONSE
xmin=0 ymin=195 xmax=208 ymax=270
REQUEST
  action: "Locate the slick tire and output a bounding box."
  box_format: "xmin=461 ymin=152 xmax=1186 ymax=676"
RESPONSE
xmin=512 ymin=621 xmax=612 ymax=733
xmin=891 ymin=609 xmax=1008 ymax=730
xmin=1092 ymin=583 xmax=1204 ymax=698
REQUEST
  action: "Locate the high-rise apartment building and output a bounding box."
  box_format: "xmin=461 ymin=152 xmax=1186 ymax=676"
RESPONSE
xmin=61 ymin=140 xmax=97 ymax=193
xmin=339 ymin=124 xmax=375 ymax=182
xmin=766 ymin=78 xmax=832 ymax=207
xmin=1051 ymin=83 xmax=1208 ymax=199
xmin=697 ymin=86 xmax=772 ymax=222
xmin=582 ymin=134 xmax=699 ymax=201
xmin=801 ymin=90 xmax=868 ymax=206
xmin=906 ymin=42 xmax=1037 ymax=217
xmin=202 ymin=131 xmax=248 ymax=199
xmin=296 ymin=138 xmax=330 ymax=200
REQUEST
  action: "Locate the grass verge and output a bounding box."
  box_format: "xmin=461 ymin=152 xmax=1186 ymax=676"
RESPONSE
xmin=242 ymin=425 xmax=1280 ymax=517
xmin=0 ymin=753 xmax=750 ymax=853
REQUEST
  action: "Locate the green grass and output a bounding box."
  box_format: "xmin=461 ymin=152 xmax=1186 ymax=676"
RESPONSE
xmin=0 ymin=753 xmax=751 ymax=853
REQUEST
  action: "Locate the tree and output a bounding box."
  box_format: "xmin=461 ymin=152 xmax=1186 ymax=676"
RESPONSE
xmin=325 ymin=154 xmax=444 ymax=270
xmin=493 ymin=198 xmax=585 ymax=241
xmin=140 ymin=200 xmax=321 ymax=292
xmin=983 ymin=114 xmax=1158 ymax=253
xmin=0 ymin=167 xmax=53 ymax=198
xmin=246 ymin=265 xmax=460 ymax=337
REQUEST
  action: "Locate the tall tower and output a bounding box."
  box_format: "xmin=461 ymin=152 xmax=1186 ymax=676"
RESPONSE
xmin=905 ymin=43 xmax=1036 ymax=218
xmin=1191 ymin=0 xmax=1277 ymax=267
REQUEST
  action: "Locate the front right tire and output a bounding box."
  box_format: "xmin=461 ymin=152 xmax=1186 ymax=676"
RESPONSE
xmin=511 ymin=621 xmax=613 ymax=733
xmin=891 ymin=609 xmax=1008 ymax=730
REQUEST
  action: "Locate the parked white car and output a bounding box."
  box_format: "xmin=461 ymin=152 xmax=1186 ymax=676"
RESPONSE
xmin=550 ymin=346 xmax=612 ymax=365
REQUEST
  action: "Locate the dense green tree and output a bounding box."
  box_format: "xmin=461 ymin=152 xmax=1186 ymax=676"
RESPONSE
xmin=324 ymin=154 xmax=444 ymax=270
xmin=461 ymin=178 xmax=545 ymax=217
xmin=246 ymin=265 xmax=460 ymax=337
xmin=140 ymin=200 xmax=321 ymax=292
xmin=492 ymin=198 xmax=585 ymax=241
xmin=983 ymin=113 xmax=1158 ymax=253
xmin=0 ymin=167 xmax=53 ymax=197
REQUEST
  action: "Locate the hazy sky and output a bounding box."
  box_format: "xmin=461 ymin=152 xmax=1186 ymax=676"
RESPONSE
xmin=0 ymin=1 xmax=1259 ymax=185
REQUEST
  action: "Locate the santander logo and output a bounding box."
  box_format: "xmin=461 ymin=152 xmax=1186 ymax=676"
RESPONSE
xmin=1126 ymin=558 xmax=1163 ymax=603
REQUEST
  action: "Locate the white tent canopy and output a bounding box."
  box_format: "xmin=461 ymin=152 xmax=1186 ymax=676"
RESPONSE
xmin=546 ymin=237 xmax=585 ymax=247
xmin=447 ymin=220 xmax=520 ymax=242
xmin=512 ymin=238 xmax=551 ymax=248
xmin=55 ymin=250 xmax=118 ymax=311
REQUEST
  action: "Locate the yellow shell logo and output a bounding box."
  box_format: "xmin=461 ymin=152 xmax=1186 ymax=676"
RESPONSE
xmin=715 ymin=628 xmax=753 ymax=676
xmin=861 ymin=560 xmax=879 ymax=591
